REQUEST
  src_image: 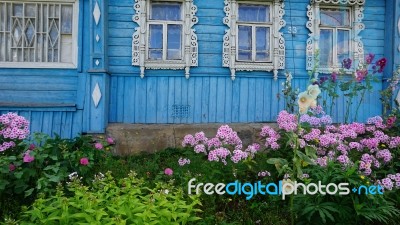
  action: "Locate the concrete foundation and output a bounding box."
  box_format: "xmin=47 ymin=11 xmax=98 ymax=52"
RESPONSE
xmin=106 ymin=123 xmax=277 ymax=155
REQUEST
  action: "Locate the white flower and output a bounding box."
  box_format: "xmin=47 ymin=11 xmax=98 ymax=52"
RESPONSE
xmin=282 ymin=179 xmax=295 ymax=193
xmin=298 ymin=91 xmax=314 ymax=114
xmin=164 ymin=189 xmax=169 ymax=194
xmin=307 ymin=84 xmax=321 ymax=99
xmin=68 ymin=172 xmax=78 ymax=180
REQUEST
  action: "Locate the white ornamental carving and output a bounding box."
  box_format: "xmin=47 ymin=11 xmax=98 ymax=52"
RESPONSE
xmin=92 ymin=83 xmax=102 ymax=108
xmin=93 ymin=1 xmax=101 ymax=26
xmin=132 ymin=0 xmax=198 ymax=79
xmin=306 ymin=1 xmax=365 ymax=73
xmin=310 ymin=0 xmax=365 ymax=4
xmin=222 ymin=0 xmax=286 ymax=81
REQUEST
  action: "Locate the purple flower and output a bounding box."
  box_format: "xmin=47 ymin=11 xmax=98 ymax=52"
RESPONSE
xmin=375 ymin=58 xmax=387 ymax=73
xmin=342 ymin=58 xmax=352 ymax=70
xmin=23 ymin=151 xmax=35 ymax=163
xmin=80 ymin=157 xmax=89 ymax=166
xmin=330 ymin=72 xmax=338 ymax=82
xmin=386 ymin=116 xmax=396 ymax=128
xmin=94 ymin=142 xmax=103 ymax=150
xmin=106 ymin=137 xmax=115 ymax=145
xmin=164 ymin=168 xmax=173 ymax=176
xmin=356 ymin=69 xmax=368 ymax=82
xmin=365 ymin=53 xmax=375 ymax=64
xmin=9 ymin=164 xmax=16 ymax=171
xmin=29 ymin=144 xmax=36 ymax=150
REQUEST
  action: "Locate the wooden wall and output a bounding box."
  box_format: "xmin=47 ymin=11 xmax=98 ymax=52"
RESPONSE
xmin=108 ymin=0 xmax=386 ymax=124
xmin=0 ymin=0 xmax=392 ymax=139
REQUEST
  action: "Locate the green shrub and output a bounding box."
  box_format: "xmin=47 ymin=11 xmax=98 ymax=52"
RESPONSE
xmin=0 ymin=133 xmax=113 ymax=219
xmin=18 ymin=171 xmax=202 ymax=225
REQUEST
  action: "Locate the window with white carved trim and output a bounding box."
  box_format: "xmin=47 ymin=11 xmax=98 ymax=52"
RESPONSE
xmin=223 ymin=0 xmax=285 ymax=80
xmin=237 ymin=4 xmax=271 ymax=62
xmin=319 ymin=7 xmax=351 ymax=68
xmin=0 ymin=0 xmax=78 ymax=68
xmin=306 ymin=0 xmax=365 ymax=73
xmin=148 ymin=2 xmax=183 ymax=60
xmin=132 ymin=0 xmax=198 ymax=79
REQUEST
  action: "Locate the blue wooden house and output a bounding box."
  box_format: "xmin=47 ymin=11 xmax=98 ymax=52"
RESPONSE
xmin=0 ymin=0 xmax=399 ymax=139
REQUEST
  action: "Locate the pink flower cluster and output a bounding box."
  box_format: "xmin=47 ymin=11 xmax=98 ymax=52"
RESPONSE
xmin=178 ymin=157 xmax=191 ymax=166
xmin=300 ymin=106 xmax=332 ymax=127
xmin=182 ymin=131 xmax=208 ymax=148
xmin=366 ymin=116 xmax=386 ymax=129
xmin=183 ymin=125 xmax=260 ymax=165
xmin=258 ymin=170 xmax=271 ymax=177
xmin=377 ymin=173 xmax=400 ymax=190
xmin=277 ymin=111 xmax=297 ymax=132
xmin=208 ymin=147 xmax=231 ymax=164
xmin=0 ymin=113 xmax=30 ymax=152
xmin=245 ymin=143 xmax=261 ymax=158
xmin=265 ymin=112 xmax=400 ymax=180
xmin=260 ymin=126 xmax=280 ymax=150
xmin=23 ymin=150 xmax=35 ymax=163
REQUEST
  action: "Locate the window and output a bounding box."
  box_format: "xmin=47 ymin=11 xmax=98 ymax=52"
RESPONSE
xmin=132 ymin=0 xmax=198 ymax=79
xmin=0 ymin=0 xmax=78 ymax=68
xmin=306 ymin=0 xmax=365 ymax=73
xmin=148 ymin=2 xmax=182 ymax=60
xmin=237 ymin=4 xmax=271 ymax=62
xmin=223 ymin=0 xmax=285 ymax=80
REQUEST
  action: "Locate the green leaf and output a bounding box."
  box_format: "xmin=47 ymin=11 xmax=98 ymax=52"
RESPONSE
xmin=296 ymin=151 xmax=316 ymax=165
xmin=14 ymin=171 xmax=23 ymax=179
xmin=266 ymin=158 xmax=288 ymax=166
xmin=305 ymin=146 xmax=317 ymax=159
xmin=25 ymin=188 xmax=35 ymax=197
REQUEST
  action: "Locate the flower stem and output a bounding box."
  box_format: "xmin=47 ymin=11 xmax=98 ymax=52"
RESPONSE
xmin=354 ymin=88 xmax=367 ymax=122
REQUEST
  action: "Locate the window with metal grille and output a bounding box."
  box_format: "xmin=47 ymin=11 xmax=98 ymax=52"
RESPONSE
xmin=0 ymin=0 xmax=78 ymax=68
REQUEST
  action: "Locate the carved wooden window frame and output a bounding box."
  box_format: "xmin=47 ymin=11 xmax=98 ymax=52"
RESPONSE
xmin=132 ymin=0 xmax=198 ymax=79
xmin=222 ymin=0 xmax=286 ymax=80
xmin=306 ymin=0 xmax=365 ymax=74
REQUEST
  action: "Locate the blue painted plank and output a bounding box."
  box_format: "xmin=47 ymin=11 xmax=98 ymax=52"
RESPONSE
xmin=224 ymin=78 xmax=233 ymax=123
xmin=208 ymin=77 xmax=217 ymax=123
xmin=216 ymin=77 xmax=226 ymax=123
xmin=231 ymin=79 xmax=240 ymax=122
xmin=123 ymin=77 xmax=135 ymax=123
xmin=254 ymin=78 xmax=264 ymax=121
xmin=167 ymin=77 xmax=175 ymax=123
xmin=146 ymin=78 xmax=157 ymax=123
xmin=157 ymin=77 xmax=169 ymax=123
xmin=201 ymin=77 xmax=210 ymax=123
xmin=193 ymin=77 xmax=203 ymax=123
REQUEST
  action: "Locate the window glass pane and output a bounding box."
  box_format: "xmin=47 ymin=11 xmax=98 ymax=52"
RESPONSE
xmin=238 ymin=25 xmax=252 ymax=61
xmin=256 ymin=27 xmax=270 ymax=61
xmin=238 ymin=4 xmax=269 ymax=22
xmin=167 ymin=24 xmax=182 ymax=60
xmin=319 ymin=29 xmax=333 ymax=67
xmin=0 ymin=2 xmax=75 ymax=64
xmin=151 ymin=3 xmax=182 ymax=21
xmin=13 ymin=4 xmax=23 ymax=17
xmin=149 ymin=24 xmax=163 ymax=60
xmin=61 ymin=5 xmax=73 ymax=34
xmin=320 ymin=8 xmax=350 ymax=26
xmin=337 ymin=29 xmax=350 ymax=64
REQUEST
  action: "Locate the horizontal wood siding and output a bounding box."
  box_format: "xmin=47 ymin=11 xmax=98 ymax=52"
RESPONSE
xmin=0 ymin=71 xmax=78 ymax=105
xmin=0 ymin=109 xmax=83 ymax=138
xmin=108 ymin=0 xmax=386 ymax=124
